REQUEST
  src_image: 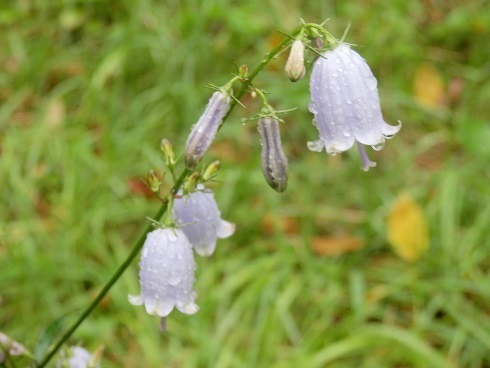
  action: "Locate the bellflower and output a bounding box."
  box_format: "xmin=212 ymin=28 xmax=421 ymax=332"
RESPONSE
xmin=128 ymin=228 xmax=198 ymax=320
xmin=0 ymin=332 xmax=25 ymax=364
xmin=184 ymin=91 xmax=231 ymax=169
xmin=56 ymin=346 xmax=100 ymax=368
xmin=173 ymin=184 xmax=235 ymax=257
xmin=258 ymin=117 xmax=289 ymax=192
xmin=308 ymin=43 xmax=401 ymax=170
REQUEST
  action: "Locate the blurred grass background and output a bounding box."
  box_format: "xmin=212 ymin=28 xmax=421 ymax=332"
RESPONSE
xmin=1 ymin=0 xmax=490 ymax=367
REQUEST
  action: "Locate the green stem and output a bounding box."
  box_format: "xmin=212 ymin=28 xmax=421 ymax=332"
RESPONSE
xmin=37 ymin=29 xmax=298 ymax=368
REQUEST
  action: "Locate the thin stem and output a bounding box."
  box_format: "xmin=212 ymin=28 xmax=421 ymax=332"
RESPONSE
xmin=37 ymin=29 xmax=298 ymax=368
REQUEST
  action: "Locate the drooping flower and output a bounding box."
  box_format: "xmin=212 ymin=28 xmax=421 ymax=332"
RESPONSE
xmin=285 ymin=39 xmax=306 ymax=82
xmin=308 ymin=43 xmax=401 ymax=170
xmin=56 ymin=346 xmax=101 ymax=368
xmin=257 ymin=117 xmax=289 ymax=192
xmin=172 ymin=184 xmax=235 ymax=257
xmin=128 ymin=228 xmax=198 ymax=320
xmin=0 ymin=332 xmax=25 ymax=364
xmin=184 ymin=91 xmax=231 ymax=169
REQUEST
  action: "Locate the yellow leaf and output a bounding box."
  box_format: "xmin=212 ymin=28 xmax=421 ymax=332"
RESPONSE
xmin=413 ymin=63 xmax=445 ymax=109
xmin=386 ymin=194 xmax=429 ymax=261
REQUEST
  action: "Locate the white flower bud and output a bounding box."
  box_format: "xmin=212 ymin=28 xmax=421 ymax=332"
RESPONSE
xmin=308 ymin=43 xmax=401 ymax=169
xmin=285 ymin=40 xmax=306 ymax=82
xmin=258 ymin=117 xmax=289 ymax=192
xmin=173 ymin=184 xmax=235 ymax=257
xmin=184 ymin=91 xmax=231 ymax=169
xmin=128 ymin=228 xmax=198 ymax=317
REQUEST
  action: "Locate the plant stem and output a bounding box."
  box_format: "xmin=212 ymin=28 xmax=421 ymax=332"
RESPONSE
xmin=37 ymin=29 xmax=297 ymax=368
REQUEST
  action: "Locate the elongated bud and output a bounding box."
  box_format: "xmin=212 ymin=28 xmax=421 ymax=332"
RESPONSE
xmin=285 ymin=39 xmax=306 ymax=82
xmin=161 ymin=138 xmax=176 ymax=167
xmin=258 ymin=117 xmax=289 ymax=192
xmin=148 ymin=170 xmax=161 ymax=193
xmin=184 ymin=91 xmax=231 ymax=169
xmin=202 ymin=160 xmax=220 ymax=181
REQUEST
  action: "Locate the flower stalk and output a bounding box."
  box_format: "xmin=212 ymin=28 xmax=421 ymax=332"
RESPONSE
xmin=36 ymin=29 xmax=299 ymax=368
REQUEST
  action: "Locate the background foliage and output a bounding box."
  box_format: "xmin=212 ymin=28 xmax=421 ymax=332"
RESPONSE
xmin=1 ymin=0 xmax=489 ymax=367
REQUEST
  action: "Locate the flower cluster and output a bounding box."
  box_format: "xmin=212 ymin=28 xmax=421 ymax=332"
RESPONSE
xmin=130 ymin=22 xmax=401 ymax=331
xmin=129 ymin=184 xmax=234 ymax=329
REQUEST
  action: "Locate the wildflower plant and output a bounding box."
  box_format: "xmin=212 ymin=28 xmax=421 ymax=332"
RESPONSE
xmin=28 ymin=20 xmax=401 ymax=367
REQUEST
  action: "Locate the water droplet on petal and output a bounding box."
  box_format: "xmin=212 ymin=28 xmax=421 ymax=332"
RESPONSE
xmin=372 ymin=142 xmax=385 ymax=151
xmin=343 ymin=131 xmax=351 ymax=137
xmin=366 ymin=75 xmax=378 ymax=90
xmin=308 ymin=101 xmax=318 ymax=114
xmin=168 ymin=272 xmax=182 ymax=286
xmin=311 ymin=119 xmax=317 ymax=127
xmin=142 ymin=247 xmax=149 ymax=258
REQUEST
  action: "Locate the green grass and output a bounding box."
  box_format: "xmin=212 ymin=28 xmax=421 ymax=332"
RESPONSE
xmin=1 ymin=0 xmax=490 ymax=367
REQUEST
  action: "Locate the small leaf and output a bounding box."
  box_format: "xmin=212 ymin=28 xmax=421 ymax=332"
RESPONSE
xmin=413 ymin=63 xmax=445 ymax=109
xmin=386 ymin=194 xmax=429 ymax=261
xmin=33 ymin=316 xmax=67 ymax=362
xmin=311 ymin=236 xmax=364 ymax=257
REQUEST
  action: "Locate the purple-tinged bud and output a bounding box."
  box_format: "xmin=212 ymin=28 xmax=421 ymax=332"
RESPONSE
xmin=285 ymin=40 xmax=306 ymax=82
xmin=128 ymin=228 xmax=198 ymax=318
xmin=202 ymin=160 xmax=220 ymax=181
xmin=258 ymin=117 xmax=289 ymax=193
xmin=184 ymin=91 xmax=231 ymax=169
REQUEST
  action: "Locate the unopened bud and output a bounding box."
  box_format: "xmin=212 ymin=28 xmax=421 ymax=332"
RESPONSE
xmin=148 ymin=170 xmax=161 ymax=193
xmin=183 ymin=172 xmax=200 ymax=194
xmin=185 ymin=91 xmax=231 ymax=169
xmin=258 ymin=118 xmax=289 ymax=193
xmin=161 ymin=138 xmax=175 ymax=167
xmin=238 ymin=65 xmax=248 ymax=81
xmin=202 ymin=160 xmax=220 ymax=181
xmin=284 ymin=40 xmax=306 ymax=82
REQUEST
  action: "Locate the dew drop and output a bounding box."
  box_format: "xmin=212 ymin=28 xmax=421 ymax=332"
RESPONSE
xmin=142 ymin=248 xmax=149 ymax=258
xmin=343 ymin=131 xmax=351 ymax=137
xmin=311 ymin=119 xmax=317 ymax=127
xmin=366 ymin=75 xmax=378 ymax=90
xmin=346 ymin=100 xmax=352 ymax=105
xmin=168 ymin=273 xmax=182 ymax=286
xmin=372 ymin=142 xmax=385 ymax=151
xmin=308 ymin=101 xmax=318 ymax=114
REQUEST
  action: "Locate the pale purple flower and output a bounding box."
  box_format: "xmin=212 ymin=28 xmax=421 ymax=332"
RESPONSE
xmin=128 ymin=228 xmax=198 ymax=320
xmin=56 ymin=346 xmax=100 ymax=368
xmin=285 ymin=39 xmax=306 ymax=82
xmin=0 ymin=332 xmax=25 ymax=363
xmin=185 ymin=91 xmax=231 ymax=169
xmin=173 ymin=184 xmax=235 ymax=257
xmin=258 ymin=117 xmax=289 ymax=192
xmin=308 ymin=43 xmax=401 ymax=170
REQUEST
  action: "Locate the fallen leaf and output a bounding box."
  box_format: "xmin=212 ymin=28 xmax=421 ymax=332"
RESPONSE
xmin=386 ymin=194 xmax=429 ymax=261
xmin=261 ymin=214 xmax=299 ymax=235
xmin=311 ymin=236 xmax=364 ymax=257
xmin=413 ymin=63 xmax=445 ymax=109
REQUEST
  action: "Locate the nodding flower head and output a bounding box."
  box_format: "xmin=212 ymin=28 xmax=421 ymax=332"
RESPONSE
xmin=308 ymin=43 xmax=401 ymax=170
xmin=172 ymin=184 xmax=235 ymax=257
xmin=285 ymin=39 xmax=306 ymax=82
xmin=128 ymin=228 xmax=198 ymax=318
xmin=258 ymin=117 xmax=289 ymax=192
xmin=184 ymin=91 xmax=231 ymax=169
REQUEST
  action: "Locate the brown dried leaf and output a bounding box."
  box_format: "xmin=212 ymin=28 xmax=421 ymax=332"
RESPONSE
xmin=311 ymin=236 xmax=364 ymax=257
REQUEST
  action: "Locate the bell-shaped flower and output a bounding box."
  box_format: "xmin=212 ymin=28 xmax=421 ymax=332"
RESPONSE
xmin=172 ymin=184 xmax=235 ymax=257
xmin=258 ymin=117 xmax=289 ymax=192
xmin=56 ymin=346 xmax=101 ymax=368
xmin=128 ymin=228 xmax=198 ymax=319
xmin=0 ymin=332 xmax=26 ymax=364
xmin=184 ymin=91 xmax=231 ymax=169
xmin=285 ymin=39 xmax=306 ymax=82
xmin=308 ymin=43 xmax=401 ymax=170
